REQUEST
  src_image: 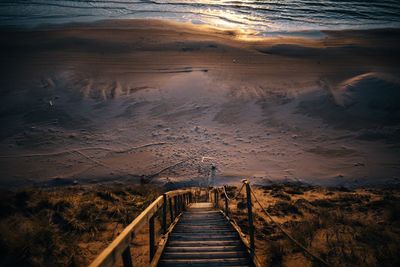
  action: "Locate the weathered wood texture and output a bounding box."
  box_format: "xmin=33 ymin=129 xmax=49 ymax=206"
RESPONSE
xmin=89 ymin=189 xmax=194 ymax=267
xmin=158 ymin=203 xmax=253 ymax=267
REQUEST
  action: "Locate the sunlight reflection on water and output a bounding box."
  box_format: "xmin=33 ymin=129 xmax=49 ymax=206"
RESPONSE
xmin=0 ymin=0 xmax=400 ymax=34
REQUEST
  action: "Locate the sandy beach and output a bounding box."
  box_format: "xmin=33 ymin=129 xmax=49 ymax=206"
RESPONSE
xmin=0 ymin=19 xmax=399 ymax=188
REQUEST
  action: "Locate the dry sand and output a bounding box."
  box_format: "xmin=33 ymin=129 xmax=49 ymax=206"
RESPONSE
xmin=0 ymin=20 xmax=399 ymax=188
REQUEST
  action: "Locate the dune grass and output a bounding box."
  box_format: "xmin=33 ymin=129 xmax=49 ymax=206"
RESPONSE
xmin=227 ymin=184 xmax=400 ymax=267
xmin=0 ymin=184 xmax=160 ymax=266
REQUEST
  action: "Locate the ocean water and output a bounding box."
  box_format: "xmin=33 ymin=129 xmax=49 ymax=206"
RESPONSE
xmin=1 ymin=0 xmax=400 ymax=34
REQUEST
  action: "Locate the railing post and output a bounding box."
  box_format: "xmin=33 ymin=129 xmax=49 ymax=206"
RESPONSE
xmin=177 ymin=195 xmax=181 ymax=213
xmin=213 ymin=190 xmax=216 ymax=207
xmin=121 ymin=245 xmax=133 ymax=267
xmin=173 ymin=196 xmax=178 ymax=216
xmin=162 ymin=193 xmax=167 ymax=234
xmin=184 ymin=194 xmax=187 ymax=209
xmin=224 ymin=186 xmax=229 ymax=217
xmin=169 ymin=197 xmax=174 ymax=222
xmin=245 ymin=181 xmax=255 ymax=258
xmin=149 ymin=215 xmax=155 ymax=262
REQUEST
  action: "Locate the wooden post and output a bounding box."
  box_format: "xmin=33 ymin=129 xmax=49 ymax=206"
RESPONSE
xmin=177 ymin=195 xmax=181 ymax=213
xmin=173 ymin=196 xmax=178 ymax=216
xmin=121 ymin=245 xmax=133 ymax=267
xmin=149 ymin=215 xmax=155 ymax=262
xmin=245 ymin=181 xmax=255 ymax=257
xmin=215 ymin=190 xmax=219 ymax=208
xmin=169 ymin=197 xmax=174 ymax=222
xmin=213 ymin=191 xmax=216 ymax=207
xmin=224 ymin=186 xmax=229 ymax=217
xmin=162 ymin=194 xmax=167 ymax=234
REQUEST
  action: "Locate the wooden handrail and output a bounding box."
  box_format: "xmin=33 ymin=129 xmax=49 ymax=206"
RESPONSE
xmin=209 ymin=181 xmax=258 ymax=266
xmin=89 ymin=188 xmax=198 ymax=267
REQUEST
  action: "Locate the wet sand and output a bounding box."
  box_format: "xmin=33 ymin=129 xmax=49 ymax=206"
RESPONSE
xmin=0 ymin=19 xmax=399 ymax=187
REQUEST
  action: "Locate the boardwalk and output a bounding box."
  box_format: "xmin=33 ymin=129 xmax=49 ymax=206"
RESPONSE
xmin=158 ymin=203 xmax=253 ymax=267
xmin=89 ymin=187 xmax=258 ymax=267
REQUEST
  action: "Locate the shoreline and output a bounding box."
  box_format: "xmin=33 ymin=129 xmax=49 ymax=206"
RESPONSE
xmin=2 ymin=17 xmax=400 ymax=37
xmin=2 ymin=18 xmax=400 ymax=41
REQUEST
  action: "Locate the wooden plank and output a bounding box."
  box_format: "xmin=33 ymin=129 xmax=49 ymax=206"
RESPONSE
xmin=165 ymin=245 xmax=244 ymax=253
xmin=172 ymin=230 xmax=237 ymax=235
xmin=158 ymin=257 xmax=252 ymax=267
xmin=167 ymin=241 xmax=243 ymax=248
xmin=168 ymin=235 xmax=239 ymax=241
xmin=174 ymin=226 xmax=231 ymax=230
xmin=162 ymin=251 xmax=248 ymax=259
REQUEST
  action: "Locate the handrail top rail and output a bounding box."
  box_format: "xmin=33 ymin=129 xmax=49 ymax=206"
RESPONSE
xmin=89 ymin=187 xmax=199 ymax=267
xmin=165 ymin=187 xmax=197 ymax=197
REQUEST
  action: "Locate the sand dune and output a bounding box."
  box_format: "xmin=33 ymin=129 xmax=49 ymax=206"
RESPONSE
xmin=334 ymin=72 xmax=400 ymax=111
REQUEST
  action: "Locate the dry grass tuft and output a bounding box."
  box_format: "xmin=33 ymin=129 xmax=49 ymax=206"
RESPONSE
xmin=228 ymin=184 xmax=400 ymax=267
xmin=0 ymin=184 xmax=160 ymax=266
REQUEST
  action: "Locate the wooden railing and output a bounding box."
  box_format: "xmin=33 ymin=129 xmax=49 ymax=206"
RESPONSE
xmin=209 ymin=180 xmax=260 ymax=267
xmin=89 ymin=188 xmax=200 ymax=267
xmin=210 ymin=179 xmax=330 ymax=267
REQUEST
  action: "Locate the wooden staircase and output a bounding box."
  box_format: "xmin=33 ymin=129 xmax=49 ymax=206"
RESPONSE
xmin=89 ymin=186 xmax=258 ymax=267
xmin=158 ymin=203 xmax=253 ymax=267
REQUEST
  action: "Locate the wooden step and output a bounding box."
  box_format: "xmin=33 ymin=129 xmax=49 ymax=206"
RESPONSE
xmin=174 ymin=225 xmax=232 ymax=229
xmin=158 ymin=258 xmax=252 ymax=267
xmin=186 ymin=211 xmax=221 ymax=214
xmin=181 ymin=216 xmax=223 ymax=220
xmin=162 ymin=251 xmax=248 ymax=259
xmin=165 ymin=245 xmax=244 ymax=253
xmin=167 ymin=240 xmax=243 ymax=247
xmin=171 ymin=231 xmax=237 ymax=236
xmin=178 ymin=218 xmax=226 ymax=222
xmin=157 ymin=202 xmax=253 ymax=267
xmin=173 ymin=227 xmax=232 ymax=232
xmin=172 ymin=230 xmax=236 ymax=235
xmin=169 ymin=235 xmax=238 ymax=241
xmin=188 ymin=203 xmax=214 ymax=208
xmin=176 ymin=221 xmax=229 ymax=226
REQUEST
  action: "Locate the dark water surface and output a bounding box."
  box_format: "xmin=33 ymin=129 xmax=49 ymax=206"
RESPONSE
xmin=1 ymin=1 xmax=400 ymax=34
